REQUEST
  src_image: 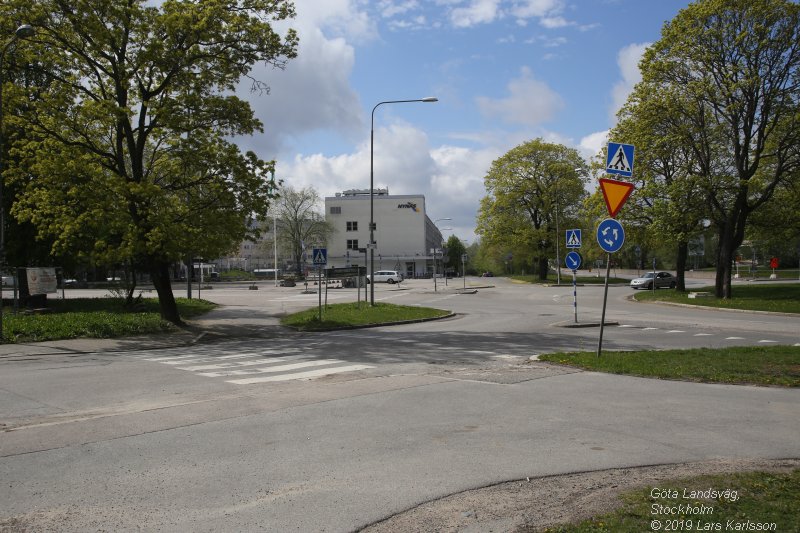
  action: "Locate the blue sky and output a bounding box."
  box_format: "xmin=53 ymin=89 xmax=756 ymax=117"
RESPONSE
xmin=235 ymin=0 xmax=694 ymax=242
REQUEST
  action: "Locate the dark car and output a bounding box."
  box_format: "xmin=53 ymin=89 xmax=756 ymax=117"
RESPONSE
xmin=481 ymin=271 xmax=494 ymax=277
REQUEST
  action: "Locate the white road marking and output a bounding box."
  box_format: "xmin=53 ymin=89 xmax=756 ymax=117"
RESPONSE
xmin=227 ymin=364 xmax=374 ymax=384
xmin=199 ymin=359 xmax=345 ymax=377
xmin=694 ymin=333 xmax=713 ymax=336
xmin=178 ymin=355 xmax=306 ymax=371
xmin=758 ymin=340 xmax=778 ymax=343
xmin=726 ymin=337 xmax=745 ymax=340
xmin=667 ymin=330 xmax=685 ymax=333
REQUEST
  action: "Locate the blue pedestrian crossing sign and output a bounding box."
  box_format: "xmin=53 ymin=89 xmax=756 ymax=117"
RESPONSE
xmin=565 ymin=251 xmax=582 ymax=271
xmin=606 ymin=142 xmax=635 ymax=178
xmin=596 ymin=219 xmax=625 ymax=253
xmin=312 ymin=248 xmax=327 ymax=265
xmin=565 ymin=229 xmax=582 ymax=248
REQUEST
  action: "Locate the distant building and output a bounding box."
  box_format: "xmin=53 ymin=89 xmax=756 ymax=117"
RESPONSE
xmin=324 ymin=189 xmax=444 ymax=278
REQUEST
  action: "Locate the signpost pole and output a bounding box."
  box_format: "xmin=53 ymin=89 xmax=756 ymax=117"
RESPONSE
xmin=596 ymin=254 xmax=611 ymax=357
xmin=318 ymin=266 xmax=322 ymax=321
xmin=572 ymin=269 xmax=578 ymax=324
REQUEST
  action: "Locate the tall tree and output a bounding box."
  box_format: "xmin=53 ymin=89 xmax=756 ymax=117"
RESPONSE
xmin=443 ymin=234 xmax=466 ymax=276
xmin=639 ymin=0 xmax=800 ymax=298
xmin=276 ymin=186 xmax=332 ymax=277
xmin=611 ymin=86 xmax=709 ymax=290
xmin=476 ymin=139 xmax=587 ymax=280
xmin=3 ymin=0 xmax=298 ymax=322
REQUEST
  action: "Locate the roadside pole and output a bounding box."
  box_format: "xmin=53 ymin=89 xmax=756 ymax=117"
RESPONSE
xmin=572 ymin=269 xmax=578 ymax=324
xmin=597 ymin=254 xmax=611 ymax=357
xmin=318 ymin=266 xmax=322 ymax=321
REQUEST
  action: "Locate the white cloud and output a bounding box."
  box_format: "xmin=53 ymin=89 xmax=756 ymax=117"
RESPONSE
xmin=476 ymin=67 xmax=564 ymax=126
xmin=450 ymin=0 xmax=502 ymax=27
xmin=609 ymin=42 xmax=650 ymax=123
xmin=237 ymin=1 xmax=371 ymax=156
xmin=579 ymin=130 xmax=609 ymax=161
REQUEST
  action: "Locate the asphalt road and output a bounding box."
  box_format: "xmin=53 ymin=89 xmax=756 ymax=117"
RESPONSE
xmin=1 ymin=277 xmax=798 ymax=531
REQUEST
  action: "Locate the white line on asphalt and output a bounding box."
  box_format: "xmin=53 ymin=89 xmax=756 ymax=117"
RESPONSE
xmin=199 ymin=359 xmax=346 ymax=378
xmin=619 ymin=324 xmax=635 ymax=328
xmin=643 ymin=327 xmax=658 ymax=330
xmin=178 ymin=355 xmax=307 ymax=371
xmin=726 ymin=337 xmax=745 ymax=340
xmin=667 ymin=330 xmax=685 ymax=333
xmin=151 ymin=353 xmax=264 ymax=364
xmin=693 ymin=333 xmax=713 ymax=336
xmin=226 ymin=364 xmax=374 ymax=384
xmin=758 ymin=340 xmax=778 ymax=343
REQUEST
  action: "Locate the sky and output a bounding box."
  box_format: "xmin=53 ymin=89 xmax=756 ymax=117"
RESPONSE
xmin=233 ymin=0 xmax=695 ymax=243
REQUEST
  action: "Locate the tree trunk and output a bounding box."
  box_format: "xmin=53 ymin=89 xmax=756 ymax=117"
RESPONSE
xmin=675 ymin=241 xmax=688 ymax=292
xmin=537 ymin=256 xmax=548 ymax=280
xmin=150 ymin=261 xmax=182 ymax=324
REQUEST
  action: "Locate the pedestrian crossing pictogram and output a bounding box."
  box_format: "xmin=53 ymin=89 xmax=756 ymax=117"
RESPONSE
xmin=312 ymin=247 xmax=327 ymax=265
xmin=566 ymin=229 xmax=581 ymax=248
xmin=606 ymin=142 xmax=635 ymax=178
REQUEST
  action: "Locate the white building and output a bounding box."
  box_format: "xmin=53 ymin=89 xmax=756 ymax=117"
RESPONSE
xmin=325 ymin=189 xmax=444 ymax=278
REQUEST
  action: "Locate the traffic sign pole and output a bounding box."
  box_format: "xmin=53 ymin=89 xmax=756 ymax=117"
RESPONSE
xmin=572 ymin=269 xmax=578 ymax=324
xmin=597 ymin=253 xmax=611 ymax=357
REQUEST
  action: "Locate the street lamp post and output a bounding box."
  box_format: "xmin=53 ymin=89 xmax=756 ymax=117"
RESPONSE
xmin=432 ymin=218 xmax=451 ymax=292
xmin=370 ymin=97 xmax=437 ymax=306
xmin=0 ymin=24 xmax=35 ymax=344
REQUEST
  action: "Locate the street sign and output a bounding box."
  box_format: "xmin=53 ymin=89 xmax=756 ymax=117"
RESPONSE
xmin=596 ymin=219 xmax=625 ymax=253
xmin=565 ymin=229 xmax=582 ymax=248
xmin=565 ymin=251 xmax=582 ymax=270
xmin=312 ymin=248 xmax=327 ymax=265
xmin=326 ymin=266 xmax=365 ymax=279
xmin=770 ymin=257 xmax=779 ymax=269
xmin=599 ymin=177 xmax=635 ymax=218
xmin=606 ymin=142 xmax=635 ymax=178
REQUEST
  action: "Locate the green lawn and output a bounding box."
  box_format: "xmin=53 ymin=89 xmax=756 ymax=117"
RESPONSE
xmin=1 ymin=297 xmax=216 ymax=343
xmin=633 ymin=283 xmax=800 ymax=314
xmin=538 ymin=346 xmax=800 ymax=387
xmin=510 ymin=274 xmax=630 ymax=285
xmin=281 ymin=302 xmax=450 ymax=331
xmin=535 ymin=469 xmax=800 ymax=533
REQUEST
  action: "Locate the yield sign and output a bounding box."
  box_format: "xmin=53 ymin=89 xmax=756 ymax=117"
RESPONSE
xmin=599 ymin=177 xmax=634 ymax=218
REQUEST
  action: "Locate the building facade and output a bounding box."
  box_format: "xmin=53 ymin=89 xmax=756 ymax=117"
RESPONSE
xmin=325 ymin=189 xmax=444 ymax=278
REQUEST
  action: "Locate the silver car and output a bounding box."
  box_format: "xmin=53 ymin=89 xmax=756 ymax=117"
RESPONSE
xmin=630 ymin=271 xmax=677 ymax=290
xmin=366 ymin=270 xmax=404 ymax=284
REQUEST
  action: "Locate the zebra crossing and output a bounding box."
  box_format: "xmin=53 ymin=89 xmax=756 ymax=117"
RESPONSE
xmin=133 ymin=342 xmax=374 ymax=385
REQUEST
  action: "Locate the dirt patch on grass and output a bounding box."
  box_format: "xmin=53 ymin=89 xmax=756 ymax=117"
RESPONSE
xmin=360 ymin=458 xmax=800 ymax=532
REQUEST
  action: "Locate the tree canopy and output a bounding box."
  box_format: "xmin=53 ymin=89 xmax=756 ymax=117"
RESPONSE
xmin=635 ymin=0 xmax=800 ymax=297
xmin=476 ymin=139 xmax=587 ymax=280
xmin=2 ymin=0 xmax=298 ymax=321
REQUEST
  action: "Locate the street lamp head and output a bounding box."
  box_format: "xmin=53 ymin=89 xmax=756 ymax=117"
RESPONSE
xmin=15 ymin=24 xmax=35 ymax=39
xmin=421 ymin=97 xmax=438 ymax=103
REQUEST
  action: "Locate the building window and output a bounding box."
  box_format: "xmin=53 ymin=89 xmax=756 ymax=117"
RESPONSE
xmin=330 ymin=206 xmax=341 ymax=215
xmin=346 ymin=239 xmax=359 ymax=250
xmin=346 ymin=221 xmax=358 ymax=231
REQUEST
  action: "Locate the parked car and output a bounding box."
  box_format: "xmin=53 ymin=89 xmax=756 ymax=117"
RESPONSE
xmin=630 ymin=271 xmax=677 ymax=290
xmin=481 ymin=271 xmax=494 ymax=277
xmin=366 ymin=270 xmax=404 ymax=284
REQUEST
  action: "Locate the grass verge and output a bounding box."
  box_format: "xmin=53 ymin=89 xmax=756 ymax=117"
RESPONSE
xmin=281 ymin=302 xmax=450 ymax=331
xmin=510 ymin=274 xmax=630 ymax=285
xmin=633 ymin=283 xmax=800 ymax=314
xmin=538 ymin=346 xmax=800 ymax=387
xmin=2 ymin=297 xmax=216 ymax=343
xmin=537 ymin=469 xmax=800 ymax=533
